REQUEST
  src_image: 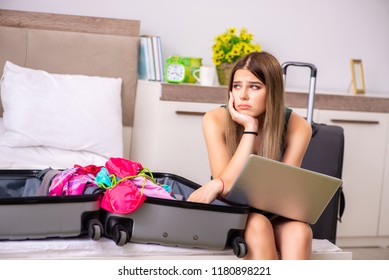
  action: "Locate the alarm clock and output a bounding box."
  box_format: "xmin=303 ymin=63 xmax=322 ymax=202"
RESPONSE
xmin=164 ymin=55 xmax=185 ymax=83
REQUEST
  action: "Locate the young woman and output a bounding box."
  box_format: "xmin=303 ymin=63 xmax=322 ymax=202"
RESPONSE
xmin=187 ymin=51 xmax=313 ymax=259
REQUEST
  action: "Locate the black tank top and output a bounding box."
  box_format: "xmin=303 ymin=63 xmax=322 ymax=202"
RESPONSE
xmin=282 ymin=107 xmax=293 ymax=156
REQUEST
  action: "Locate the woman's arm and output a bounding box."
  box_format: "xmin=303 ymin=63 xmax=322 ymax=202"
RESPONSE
xmin=201 ymin=107 xmax=231 ymax=178
xmin=184 ymin=108 xmax=232 ymax=203
xmin=188 ymin=99 xmax=259 ymax=203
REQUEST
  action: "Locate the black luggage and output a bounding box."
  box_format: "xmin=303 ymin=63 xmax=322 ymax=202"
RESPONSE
xmin=0 ymin=169 xmax=103 ymax=241
xmin=100 ymin=172 xmax=250 ymax=258
xmin=282 ymin=62 xmax=345 ymax=244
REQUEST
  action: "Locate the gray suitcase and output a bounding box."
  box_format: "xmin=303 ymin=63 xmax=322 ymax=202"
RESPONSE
xmin=282 ymin=62 xmax=345 ymax=244
xmin=0 ymin=169 xmax=103 ymax=241
xmin=100 ymin=172 xmax=250 ymax=258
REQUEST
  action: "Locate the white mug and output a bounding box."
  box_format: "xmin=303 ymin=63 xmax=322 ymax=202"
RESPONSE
xmin=193 ymin=66 xmax=216 ymax=86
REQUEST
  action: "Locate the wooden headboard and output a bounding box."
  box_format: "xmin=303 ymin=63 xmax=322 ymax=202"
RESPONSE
xmin=0 ymin=9 xmax=140 ymax=127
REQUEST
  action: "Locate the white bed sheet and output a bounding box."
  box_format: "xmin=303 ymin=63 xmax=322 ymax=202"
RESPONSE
xmin=0 ymin=237 xmax=236 ymax=259
xmin=0 ymin=118 xmax=109 ymax=169
xmin=0 ymin=237 xmax=346 ymax=260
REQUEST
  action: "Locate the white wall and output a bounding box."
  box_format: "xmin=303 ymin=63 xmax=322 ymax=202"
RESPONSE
xmin=1 ymin=0 xmax=388 ymax=95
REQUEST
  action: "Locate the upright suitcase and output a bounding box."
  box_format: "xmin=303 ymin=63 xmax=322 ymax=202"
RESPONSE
xmin=0 ymin=169 xmax=103 ymax=241
xmin=282 ymin=62 xmax=345 ymax=244
xmin=100 ymin=172 xmax=250 ymax=258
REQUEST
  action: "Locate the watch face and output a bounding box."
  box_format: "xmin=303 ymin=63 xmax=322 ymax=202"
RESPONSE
xmin=166 ymin=64 xmax=185 ymax=82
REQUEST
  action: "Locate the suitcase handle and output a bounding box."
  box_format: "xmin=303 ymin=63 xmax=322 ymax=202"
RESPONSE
xmin=281 ymin=62 xmax=317 ymax=77
xmin=282 ymin=62 xmax=317 ymax=124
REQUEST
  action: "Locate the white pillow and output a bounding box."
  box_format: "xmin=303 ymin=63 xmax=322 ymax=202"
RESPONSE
xmin=0 ymin=61 xmax=123 ymax=158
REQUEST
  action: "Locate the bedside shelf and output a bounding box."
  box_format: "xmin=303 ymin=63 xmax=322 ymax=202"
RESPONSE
xmin=160 ymin=82 xmax=389 ymax=113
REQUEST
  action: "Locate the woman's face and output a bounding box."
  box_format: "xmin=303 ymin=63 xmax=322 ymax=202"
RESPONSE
xmin=231 ymin=69 xmax=267 ymax=118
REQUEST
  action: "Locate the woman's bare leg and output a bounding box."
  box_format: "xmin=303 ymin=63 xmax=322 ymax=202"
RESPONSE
xmin=243 ymin=213 xmax=278 ymax=260
xmin=273 ymin=219 xmax=312 ymax=260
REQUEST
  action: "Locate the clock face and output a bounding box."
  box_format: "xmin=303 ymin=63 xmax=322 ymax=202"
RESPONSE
xmin=166 ymin=64 xmax=185 ymax=82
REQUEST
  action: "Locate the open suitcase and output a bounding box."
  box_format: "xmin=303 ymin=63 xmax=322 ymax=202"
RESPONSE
xmin=282 ymin=62 xmax=345 ymax=244
xmin=100 ymin=172 xmax=250 ymax=258
xmin=0 ymin=169 xmax=103 ymax=241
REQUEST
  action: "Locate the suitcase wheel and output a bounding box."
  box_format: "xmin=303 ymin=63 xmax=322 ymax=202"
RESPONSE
xmin=231 ymin=236 xmax=247 ymax=258
xmin=112 ymin=224 xmax=129 ymax=246
xmin=87 ymin=219 xmax=103 ymax=241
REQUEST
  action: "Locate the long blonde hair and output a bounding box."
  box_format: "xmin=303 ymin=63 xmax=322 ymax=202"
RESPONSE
xmin=225 ymin=51 xmax=285 ymax=161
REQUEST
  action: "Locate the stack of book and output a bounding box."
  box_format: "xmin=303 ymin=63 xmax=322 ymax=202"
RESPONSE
xmin=138 ymin=35 xmax=164 ymax=81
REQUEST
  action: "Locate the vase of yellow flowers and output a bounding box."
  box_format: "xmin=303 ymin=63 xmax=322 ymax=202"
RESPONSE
xmin=212 ymin=27 xmax=261 ymax=86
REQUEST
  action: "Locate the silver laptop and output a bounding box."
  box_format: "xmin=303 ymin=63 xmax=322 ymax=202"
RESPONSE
xmin=225 ymin=154 xmax=342 ymax=224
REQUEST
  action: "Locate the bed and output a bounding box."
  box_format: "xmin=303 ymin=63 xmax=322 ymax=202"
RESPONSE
xmin=0 ymin=9 xmax=350 ymax=260
xmin=0 ymin=9 xmax=138 ymax=167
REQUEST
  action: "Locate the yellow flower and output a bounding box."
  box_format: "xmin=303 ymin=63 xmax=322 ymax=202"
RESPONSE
xmin=228 ymin=27 xmax=237 ymax=35
xmin=212 ymin=27 xmax=261 ymax=66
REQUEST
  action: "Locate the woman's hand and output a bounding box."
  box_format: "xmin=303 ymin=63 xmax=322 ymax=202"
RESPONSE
xmin=187 ymin=179 xmax=222 ymax=204
xmin=228 ymin=92 xmax=258 ymax=131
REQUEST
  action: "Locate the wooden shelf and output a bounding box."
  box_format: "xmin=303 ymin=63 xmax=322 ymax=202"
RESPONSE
xmin=160 ymin=82 xmax=389 ymax=113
